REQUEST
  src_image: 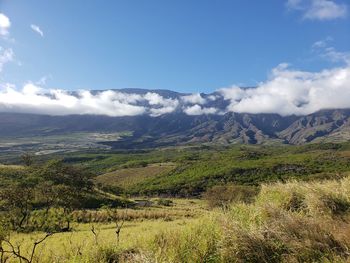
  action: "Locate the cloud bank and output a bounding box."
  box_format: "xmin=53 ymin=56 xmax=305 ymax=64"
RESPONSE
xmin=1 ymin=60 xmax=349 ymax=118
xmin=219 ymin=63 xmax=350 ymax=116
xmin=0 ymin=85 xmax=185 ymax=117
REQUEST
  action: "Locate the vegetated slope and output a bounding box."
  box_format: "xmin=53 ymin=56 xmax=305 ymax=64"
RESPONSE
xmin=5 ymin=175 xmax=350 ymax=262
xmin=85 ymin=143 xmax=350 ymax=197
xmin=0 ymin=161 xmax=131 ymax=209
xmin=95 ymin=163 xmax=175 ymax=192
xmin=2 ymin=109 xmax=350 ymax=147
xmin=118 ymin=176 xmax=350 ymax=262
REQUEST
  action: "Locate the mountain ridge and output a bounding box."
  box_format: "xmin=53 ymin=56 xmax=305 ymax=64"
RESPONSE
xmin=1 ymin=108 xmax=350 ymax=147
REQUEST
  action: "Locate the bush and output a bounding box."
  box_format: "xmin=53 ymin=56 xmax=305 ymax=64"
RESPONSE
xmin=203 ymin=184 xmax=259 ymax=208
xmin=156 ymin=199 xmax=173 ymax=206
xmin=283 ymin=192 xmax=307 ymax=212
xmin=321 ymin=194 xmax=350 ymax=216
xmin=94 ymin=247 xmax=149 ymax=263
xmin=222 ymin=208 xmax=349 ymax=263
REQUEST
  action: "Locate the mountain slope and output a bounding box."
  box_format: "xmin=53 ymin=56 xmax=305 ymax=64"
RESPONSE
xmin=1 ymin=109 xmax=350 ymax=147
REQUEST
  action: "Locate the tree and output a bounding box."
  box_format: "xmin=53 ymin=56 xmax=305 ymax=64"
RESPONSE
xmin=0 ymin=182 xmax=35 ymax=230
xmin=34 ymin=160 xmax=94 ymax=231
xmin=0 ymin=157 xmax=95 ymax=261
xmin=36 ymin=159 xmax=93 ymax=191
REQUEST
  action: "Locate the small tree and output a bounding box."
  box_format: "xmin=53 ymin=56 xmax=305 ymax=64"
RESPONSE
xmin=0 ymin=183 xmax=36 ymax=230
xmin=106 ymin=207 xmax=126 ymax=245
xmin=34 ymin=159 xmax=94 ymax=231
xmin=21 ymin=153 xmax=35 ymax=167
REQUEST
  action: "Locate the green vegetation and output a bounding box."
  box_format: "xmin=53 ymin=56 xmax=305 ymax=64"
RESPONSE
xmin=1 ymin=142 xmax=350 ymax=262
xmin=2 ymin=175 xmax=350 ymax=262
xmin=66 ymin=142 xmax=350 ymax=196
xmin=95 ymin=163 xmax=175 ymax=193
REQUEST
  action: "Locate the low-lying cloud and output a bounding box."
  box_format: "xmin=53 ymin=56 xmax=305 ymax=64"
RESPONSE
xmin=220 ymin=63 xmax=350 ymax=116
xmin=183 ymin=104 xmax=219 ymax=115
xmin=0 ymin=84 xmax=147 ymax=116
xmin=1 ymin=61 xmax=350 ymax=117
xmin=1 ymin=38 xmax=350 ymax=117
xmin=181 ymin=93 xmax=206 ymax=105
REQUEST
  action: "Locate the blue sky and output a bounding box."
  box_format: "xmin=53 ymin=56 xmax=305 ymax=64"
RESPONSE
xmin=0 ymin=0 xmax=349 ymax=93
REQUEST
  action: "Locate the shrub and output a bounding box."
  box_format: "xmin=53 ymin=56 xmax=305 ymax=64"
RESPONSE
xmin=93 ymin=247 xmax=150 ymax=263
xmin=222 ymin=208 xmax=349 ymax=263
xmin=282 ymin=192 xmax=307 ymax=212
xmin=203 ymin=184 xmax=259 ymax=208
xmin=321 ymin=194 xmax=350 ymax=216
xmin=156 ymin=199 xmax=173 ymax=206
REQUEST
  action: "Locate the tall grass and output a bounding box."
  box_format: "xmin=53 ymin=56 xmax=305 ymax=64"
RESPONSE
xmin=92 ymin=176 xmax=350 ymax=262
xmin=155 ymin=176 xmax=350 ymax=262
xmin=6 ymin=176 xmax=350 ymax=262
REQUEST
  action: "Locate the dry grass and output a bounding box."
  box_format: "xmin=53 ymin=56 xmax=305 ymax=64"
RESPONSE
xmin=5 ymin=219 xmax=198 ymax=263
xmin=221 ymin=175 xmax=350 ymax=263
xmin=95 ymin=163 xmax=175 ymax=190
xmin=4 ymin=177 xmax=350 ymax=262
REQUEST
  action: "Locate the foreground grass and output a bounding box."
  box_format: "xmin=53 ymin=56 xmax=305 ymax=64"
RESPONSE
xmin=8 ymin=219 xmax=199 ymax=263
xmin=3 ymin=199 xmax=206 ymax=262
xmin=5 ymin=176 xmax=350 ymax=262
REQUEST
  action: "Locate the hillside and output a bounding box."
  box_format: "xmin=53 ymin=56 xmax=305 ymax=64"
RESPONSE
xmin=80 ymin=143 xmax=350 ymax=196
xmin=1 ymin=108 xmax=350 ymax=152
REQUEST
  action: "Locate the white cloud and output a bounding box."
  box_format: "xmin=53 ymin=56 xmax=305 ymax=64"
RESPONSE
xmin=181 ymin=93 xmax=206 ymax=104
xmin=0 ymin=85 xmax=146 ymax=116
xmin=219 ymin=63 xmax=350 ymax=116
xmin=0 ymin=86 xmax=184 ymax=117
xmin=144 ymin=92 xmax=179 ymax=116
xmin=183 ymin=104 xmax=218 ymax=115
xmin=312 ymin=38 xmax=350 ymax=64
xmin=321 ymin=47 xmax=350 ymax=64
xmin=312 ymin=36 xmax=333 ymax=49
xmin=149 ymin=105 xmax=177 ymax=116
xmin=287 ymin=0 xmax=347 ymax=20
xmin=207 ymin=95 xmax=219 ymax=101
xmin=0 ymin=13 xmax=10 ymax=36
xmin=30 ymin=24 xmax=44 ymax=37
xmin=1 ymin=42 xmax=350 ymax=118
xmin=0 ymin=47 xmax=14 ymax=72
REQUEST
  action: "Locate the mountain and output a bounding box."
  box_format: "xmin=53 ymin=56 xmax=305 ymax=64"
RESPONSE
xmin=1 ymin=108 xmax=350 ymax=148
xmin=1 ymin=88 xmax=350 ymax=148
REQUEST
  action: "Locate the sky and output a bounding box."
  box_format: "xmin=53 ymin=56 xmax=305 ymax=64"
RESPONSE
xmin=0 ymin=0 xmax=349 ymax=117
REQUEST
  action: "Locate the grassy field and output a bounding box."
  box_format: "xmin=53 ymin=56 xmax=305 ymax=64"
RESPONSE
xmin=2 ymin=199 xmax=206 ymax=263
xmin=2 ymin=143 xmax=350 ymax=262
xmin=14 ymin=219 xmax=200 ymax=262
xmin=3 ymin=176 xmax=350 ymax=262
xmin=95 ymin=163 xmax=175 ymax=191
